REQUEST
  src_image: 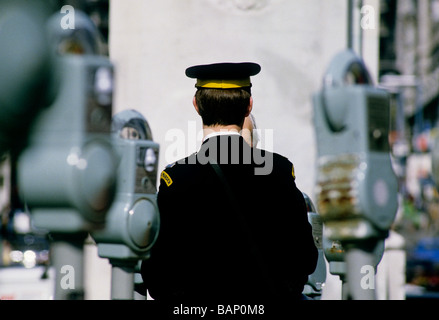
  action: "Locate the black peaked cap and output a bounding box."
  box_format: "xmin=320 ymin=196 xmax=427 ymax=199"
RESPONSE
xmin=185 ymin=62 xmax=261 ymax=80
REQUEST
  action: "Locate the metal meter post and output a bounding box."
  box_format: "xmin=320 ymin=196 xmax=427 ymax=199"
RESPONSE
xmin=16 ymin=54 xmax=118 ymax=299
xmin=322 ymin=234 xmax=385 ymax=299
xmin=91 ymin=110 xmax=160 ymax=300
xmin=312 ymin=50 xmax=398 ymax=300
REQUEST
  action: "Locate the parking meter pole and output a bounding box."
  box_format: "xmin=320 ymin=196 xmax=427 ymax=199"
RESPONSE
xmin=51 ymin=232 xmax=87 ymax=300
xmin=110 ymin=261 xmax=136 ymax=300
xmin=341 ymin=276 xmax=349 ymax=300
xmin=344 ymin=243 xmax=378 ymax=300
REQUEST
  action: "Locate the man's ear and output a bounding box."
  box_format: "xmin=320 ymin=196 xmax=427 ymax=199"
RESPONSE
xmin=193 ymin=96 xmax=200 ymax=115
xmin=245 ymin=97 xmax=253 ymax=117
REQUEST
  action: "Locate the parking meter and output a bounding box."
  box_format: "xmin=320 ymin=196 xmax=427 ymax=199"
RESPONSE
xmin=0 ymin=3 xmax=119 ymax=299
xmin=313 ymin=49 xmax=398 ymax=241
xmin=312 ymin=49 xmax=398 ymax=299
xmin=15 ymin=53 xmax=119 ymax=300
xmin=91 ymin=109 xmax=160 ymax=300
xmin=46 ymin=7 xmax=106 ymax=57
xmin=301 ymin=193 xmax=326 ymax=299
xmin=17 ymin=54 xmax=118 ymax=233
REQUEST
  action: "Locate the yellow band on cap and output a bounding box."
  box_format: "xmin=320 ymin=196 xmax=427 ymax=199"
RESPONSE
xmin=196 ymin=78 xmax=251 ymax=89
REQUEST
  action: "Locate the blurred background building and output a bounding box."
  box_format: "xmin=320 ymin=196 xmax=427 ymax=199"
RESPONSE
xmin=380 ymin=0 xmax=439 ymax=296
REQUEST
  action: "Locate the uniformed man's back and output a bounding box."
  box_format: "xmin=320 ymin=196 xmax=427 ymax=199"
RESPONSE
xmin=140 ymin=62 xmax=318 ymax=301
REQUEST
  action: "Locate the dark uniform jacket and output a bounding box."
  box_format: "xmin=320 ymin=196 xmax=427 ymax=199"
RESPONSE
xmin=141 ymin=134 xmax=317 ymax=301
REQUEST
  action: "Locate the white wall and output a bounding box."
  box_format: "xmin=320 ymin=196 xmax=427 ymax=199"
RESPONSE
xmin=108 ymin=0 xmax=351 ymax=197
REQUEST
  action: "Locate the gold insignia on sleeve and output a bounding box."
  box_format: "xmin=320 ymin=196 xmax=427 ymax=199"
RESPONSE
xmin=292 ymin=164 xmax=295 ymax=180
xmin=160 ymin=171 xmax=173 ymax=187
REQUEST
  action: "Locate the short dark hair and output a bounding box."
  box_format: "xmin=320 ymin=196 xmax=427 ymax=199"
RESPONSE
xmin=194 ymin=88 xmax=251 ymax=127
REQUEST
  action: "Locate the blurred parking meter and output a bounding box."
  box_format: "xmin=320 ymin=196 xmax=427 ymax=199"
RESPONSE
xmin=0 ymin=0 xmax=55 ymax=276
xmin=312 ymin=50 xmax=398 ymax=299
xmin=0 ymin=2 xmax=118 ymax=299
xmin=0 ymin=0 xmax=56 ymax=156
xmin=302 ymin=193 xmax=326 ymax=299
xmin=17 ymin=54 xmax=118 ymax=299
xmin=15 ymin=10 xmax=119 ymax=298
xmin=91 ymin=110 xmax=160 ymax=300
xmin=18 ymin=55 xmax=117 ymax=234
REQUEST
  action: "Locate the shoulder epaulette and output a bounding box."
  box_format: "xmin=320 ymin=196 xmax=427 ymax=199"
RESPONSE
xmin=160 ymin=169 xmax=173 ymax=187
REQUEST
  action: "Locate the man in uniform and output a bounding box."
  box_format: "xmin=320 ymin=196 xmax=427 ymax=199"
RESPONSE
xmin=141 ymin=62 xmax=317 ymax=301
